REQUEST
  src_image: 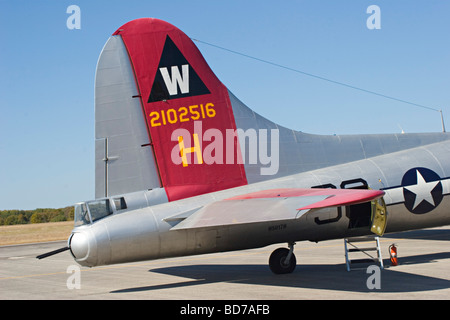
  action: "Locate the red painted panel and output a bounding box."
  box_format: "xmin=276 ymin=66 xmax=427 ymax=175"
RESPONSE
xmin=227 ymin=188 xmax=385 ymax=209
xmin=114 ymin=19 xmax=247 ymax=201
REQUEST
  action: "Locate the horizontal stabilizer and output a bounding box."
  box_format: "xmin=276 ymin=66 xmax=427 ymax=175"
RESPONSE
xmin=227 ymin=188 xmax=385 ymax=210
xmin=171 ymin=188 xmax=384 ymax=230
xmin=163 ymin=207 xmax=202 ymax=222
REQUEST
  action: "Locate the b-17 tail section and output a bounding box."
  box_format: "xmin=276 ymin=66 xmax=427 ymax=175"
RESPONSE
xmin=105 ymin=18 xmax=248 ymax=201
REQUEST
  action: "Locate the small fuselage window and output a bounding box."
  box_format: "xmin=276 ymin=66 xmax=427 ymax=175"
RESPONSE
xmin=88 ymin=199 xmax=113 ymax=223
xmin=74 ymin=202 xmax=90 ymax=227
xmin=74 ymin=199 xmax=113 ymax=226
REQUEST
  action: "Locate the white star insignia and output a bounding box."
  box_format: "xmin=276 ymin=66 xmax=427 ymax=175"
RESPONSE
xmin=404 ymin=170 xmax=439 ymax=210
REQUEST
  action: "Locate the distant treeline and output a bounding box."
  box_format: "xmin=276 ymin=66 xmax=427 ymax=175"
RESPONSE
xmin=0 ymin=207 xmax=74 ymax=225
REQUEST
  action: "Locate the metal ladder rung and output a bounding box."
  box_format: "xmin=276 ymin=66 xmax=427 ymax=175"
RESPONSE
xmin=348 ymin=247 xmax=378 ymax=252
xmin=350 ymin=258 xmax=378 ymax=264
xmin=346 ymin=236 xmax=377 ymax=242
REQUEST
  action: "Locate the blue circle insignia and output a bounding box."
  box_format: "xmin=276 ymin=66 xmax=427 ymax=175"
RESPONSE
xmin=401 ymin=167 xmax=443 ymax=214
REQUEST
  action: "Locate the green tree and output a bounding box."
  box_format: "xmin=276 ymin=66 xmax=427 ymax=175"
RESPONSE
xmin=5 ymin=215 xmax=18 ymax=225
xmin=30 ymin=213 xmax=44 ymax=224
xmin=16 ymin=213 xmax=27 ymax=224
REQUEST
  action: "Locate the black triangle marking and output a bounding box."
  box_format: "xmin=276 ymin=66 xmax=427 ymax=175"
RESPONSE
xmin=148 ymin=35 xmax=210 ymax=103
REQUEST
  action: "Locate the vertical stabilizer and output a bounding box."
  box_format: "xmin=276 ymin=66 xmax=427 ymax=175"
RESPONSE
xmin=97 ymin=18 xmax=248 ymax=201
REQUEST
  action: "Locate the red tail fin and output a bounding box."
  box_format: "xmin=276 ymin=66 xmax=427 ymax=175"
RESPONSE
xmin=113 ymin=18 xmax=247 ymax=201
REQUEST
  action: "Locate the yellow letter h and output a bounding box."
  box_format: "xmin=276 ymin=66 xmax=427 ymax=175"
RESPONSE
xmin=178 ymin=134 xmax=203 ymax=167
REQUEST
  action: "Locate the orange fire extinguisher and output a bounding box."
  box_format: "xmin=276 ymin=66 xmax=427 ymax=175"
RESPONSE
xmin=389 ymin=244 xmax=398 ymax=266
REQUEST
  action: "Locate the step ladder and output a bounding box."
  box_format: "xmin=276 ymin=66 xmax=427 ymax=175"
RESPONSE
xmin=344 ymin=236 xmax=383 ymax=271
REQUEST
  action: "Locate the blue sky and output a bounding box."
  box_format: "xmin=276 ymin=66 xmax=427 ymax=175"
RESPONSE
xmin=1 ymin=1 xmax=449 ymax=210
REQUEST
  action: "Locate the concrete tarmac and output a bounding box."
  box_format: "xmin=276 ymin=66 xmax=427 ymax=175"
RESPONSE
xmin=1 ymin=226 xmax=449 ymax=300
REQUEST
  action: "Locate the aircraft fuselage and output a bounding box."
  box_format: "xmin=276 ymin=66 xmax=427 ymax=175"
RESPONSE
xmin=70 ymin=139 xmax=450 ymax=267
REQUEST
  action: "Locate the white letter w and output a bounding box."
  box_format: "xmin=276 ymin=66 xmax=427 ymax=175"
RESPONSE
xmin=159 ymin=64 xmax=189 ymax=95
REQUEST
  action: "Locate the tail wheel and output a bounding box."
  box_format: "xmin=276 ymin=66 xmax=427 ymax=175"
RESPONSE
xmin=269 ymin=248 xmax=296 ymax=274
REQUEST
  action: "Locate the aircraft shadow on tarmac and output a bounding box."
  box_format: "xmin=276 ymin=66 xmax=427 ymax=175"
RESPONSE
xmin=384 ymin=228 xmax=450 ymax=242
xmin=111 ymin=251 xmax=450 ymax=294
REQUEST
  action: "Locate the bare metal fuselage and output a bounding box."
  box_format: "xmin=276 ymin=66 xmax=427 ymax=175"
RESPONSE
xmin=71 ymin=139 xmax=450 ymax=267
